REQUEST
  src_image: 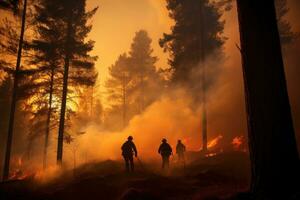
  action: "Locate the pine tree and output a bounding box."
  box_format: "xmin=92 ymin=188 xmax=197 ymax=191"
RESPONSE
xmin=128 ymin=30 xmax=159 ymax=113
xmin=105 ymin=30 xmax=162 ymax=129
xmin=160 ymin=0 xmax=226 ymax=87
xmin=44 ymin=0 xmax=98 ymax=165
xmin=106 ymin=53 xmax=131 ymax=127
xmin=27 ymin=0 xmax=67 ymax=168
xmin=160 ymin=0 xmax=227 ymax=151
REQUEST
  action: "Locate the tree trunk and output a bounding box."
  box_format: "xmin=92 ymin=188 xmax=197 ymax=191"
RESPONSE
xmin=2 ymin=0 xmax=27 ymax=181
xmin=236 ymin=0 xmax=299 ymax=198
xmin=200 ymin=0 xmax=207 ymax=151
xmin=43 ymin=66 xmax=55 ymax=169
xmin=122 ymin=72 xmax=127 ymax=128
xmin=90 ymin=86 xmax=94 ymax=118
xmin=57 ymin=10 xmax=72 ymax=165
xmin=140 ymin=73 xmax=144 ymax=113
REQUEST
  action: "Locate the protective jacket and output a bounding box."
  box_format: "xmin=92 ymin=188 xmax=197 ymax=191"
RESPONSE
xmin=158 ymin=142 xmax=172 ymax=156
xmin=121 ymin=140 xmax=137 ymax=157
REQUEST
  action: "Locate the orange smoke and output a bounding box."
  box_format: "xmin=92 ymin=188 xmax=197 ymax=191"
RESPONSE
xmin=62 ymin=89 xmax=203 ymax=164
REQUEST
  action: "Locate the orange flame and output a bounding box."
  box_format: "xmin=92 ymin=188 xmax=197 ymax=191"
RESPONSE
xmin=18 ymin=157 xmax=22 ymax=166
xmin=232 ymin=136 xmax=243 ymax=150
xmin=9 ymin=156 xmax=32 ymax=180
xmin=205 ymin=153 xmax=217 ymax=157
xmin=207 ymin=135 xmax=223 ymax=149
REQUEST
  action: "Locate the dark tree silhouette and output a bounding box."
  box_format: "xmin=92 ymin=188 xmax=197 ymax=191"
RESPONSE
xmin=0 ymin=0 xmax=19 ymax=12
xmin=0 ymin=77 xmax=12 ymax=178
xmin=160 ymin=0 xmax=226 ymax=87
xmin=237 ymin=0 xmax=300 ymax=198
xmin=18 ymin=0 xmax=98 ymax=167
xmin=28 ymin=0 xmax=66 ymax=169
xmin=2 ymin=0 xmax=27 ymax=181
xmin=160 ymin=0 xmax=227 ymax=151
xmin=53 ymin=0 xmax=98 ymax=165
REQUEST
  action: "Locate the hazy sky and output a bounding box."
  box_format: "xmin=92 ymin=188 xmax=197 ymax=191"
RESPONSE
xmin=86 ymin=0 xmax=300 ymax=103
xmin=87 ymin=0 xmax=173 ymax=92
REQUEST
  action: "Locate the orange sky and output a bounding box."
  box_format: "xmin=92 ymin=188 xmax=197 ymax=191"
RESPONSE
xmin=87 ymin=0 xmax=173 ymax=95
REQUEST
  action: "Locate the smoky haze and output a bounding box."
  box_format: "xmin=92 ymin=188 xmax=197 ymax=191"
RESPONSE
xmin=75 ymin=0 xmax=300 ymax=164
xmin=1 ymin=0 xmax=299 ymax=179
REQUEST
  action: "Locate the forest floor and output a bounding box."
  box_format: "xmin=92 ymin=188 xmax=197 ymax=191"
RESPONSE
xmin=0 ymin=151 xmax=250 ymax=200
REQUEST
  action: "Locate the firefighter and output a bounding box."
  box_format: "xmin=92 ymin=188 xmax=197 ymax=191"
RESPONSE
xmin=176 ymin=140 xmax=186 ymax=164
xmin=158 ymin=138 xmax=173 ymax=169
xmin=121 ymin=136 xmax=137 ymax=172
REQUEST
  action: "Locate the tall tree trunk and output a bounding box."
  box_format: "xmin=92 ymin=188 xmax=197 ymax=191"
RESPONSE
xmin=43 ymin=66 xmax=55 ymax=169
xmin=140 ymin=73 xmax=144 ymax=113
xmin=2 ymin=0 xmax=27 ymax=181
xmin=90 ymin=86 xmax=94 ymax=118
xmin=200 ymin=0 xmax=207 ymax=151
xmin=57 ymin=10 xmax=72 ymax=165
xmin=236 ymin=0 xmax=299 ymax=198
xmin=122 ymin=72 xmax=127 ymax=128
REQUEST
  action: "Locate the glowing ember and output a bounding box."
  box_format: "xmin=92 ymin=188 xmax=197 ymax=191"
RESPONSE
xmin=9 ymin=169 xmax=32 ymax=180
xmin=232 ymin=136 xmax=244 ymax=150
xmin=8 ymin=156 xmax=32 ymax=180
xmin=205 ymin=153 xmax=217 ymax=157
xmin=207 ymin=135 xmax=223 ymax=149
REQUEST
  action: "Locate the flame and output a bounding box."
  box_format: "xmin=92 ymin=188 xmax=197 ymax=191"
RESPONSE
xmin=207 ymin=135 xmax=223 ymax=149
xmin=18 ymin=157 xmax=22 ymax=166
xmin=205 ymin=153 xmax=217 ymax=157
xmin=8 ymin=156 xmax=33 ymax=180
xmin=9 ymin=169 xmax=32 ymax=180
xmin=232 ymin=136 xmax=243 ymax=150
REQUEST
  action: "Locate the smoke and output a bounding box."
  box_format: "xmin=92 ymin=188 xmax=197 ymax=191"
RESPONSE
xmin=38 ymin=0 xmax=300 ymax=180
xmin=4 ymin=0 xmax=300 ymax=181
xmin=67 ymin=89 xmax=202 ymax=163
xmin=65 ymin=0 xmax=299 ymax=172
xmin=58 ymin=1 xmax=248 ymax=167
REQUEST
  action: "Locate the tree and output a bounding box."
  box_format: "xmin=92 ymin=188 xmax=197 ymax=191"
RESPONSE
xmin=15 ymin=0 xmax=98 ymax=168
xmin=160 ymin=0 xmax=227 ymax=151
xmin=0 ymin=77 xmax=12 ymax=178
xmin=128 ymin=30 xmax=159 ymax=113
xmin=0 ymin=11 xmax=44 ymax=178
xmin=28 ymin=0 xmax=66 ymax=168
xmin=105 ymin=30 xmax=162 ymax=129
xmin=0 ymin=18 xmax=19 ymax=79
xmin=106 ymin=54 xmax=131 ymax=127
xmin=275 ymin=0 xmax=298 ymax=45
xmin=50 ymin=0 xmax=98 ymax=165
xmin=0 ymin=0 xmax=19 ymax=12
xmin=236 ymin=0 xmax=299 ymax=198
xmin=160 ymin=0 xmax=226 ymax=87
xmin=2 ymin=0 xmax=27 ymax=181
